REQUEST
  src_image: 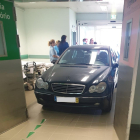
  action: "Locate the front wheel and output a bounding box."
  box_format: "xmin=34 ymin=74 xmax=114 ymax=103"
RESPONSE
xmin=101 ymin=92 xmax=113 ymax=113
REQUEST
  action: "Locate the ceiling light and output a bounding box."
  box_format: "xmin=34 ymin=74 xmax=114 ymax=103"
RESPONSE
xmin=100 ymin=6 xmax=107 ymax=11
xmin=112 ymin=9 xmax=116 ymax=13
xmin=29 ymin=2 xmax=36 ymax=4
xmin=112 ymin=6 xmax=117 ymax=13
xmin=96 ymin=2 xmax=109 ymax=5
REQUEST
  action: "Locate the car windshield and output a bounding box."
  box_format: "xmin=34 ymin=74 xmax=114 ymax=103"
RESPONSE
xmin=58 ymin=48 xmax=110 ymax=66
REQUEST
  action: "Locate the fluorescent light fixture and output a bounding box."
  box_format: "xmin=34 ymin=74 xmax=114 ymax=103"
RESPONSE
xmin=100 ymin=6 xmax=107 ymax=11
xmin=29 ymin=2 xmax=36 ymax=3
xmin=112 ymin=8 xmax=116 ymax=13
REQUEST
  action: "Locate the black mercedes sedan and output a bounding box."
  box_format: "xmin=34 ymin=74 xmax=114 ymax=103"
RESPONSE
xmin=34 ymin=45 xmax=118 ymax=112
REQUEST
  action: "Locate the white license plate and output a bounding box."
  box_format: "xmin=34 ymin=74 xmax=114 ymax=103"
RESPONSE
xmin=54 ymin=96 xmax=79 ymax=103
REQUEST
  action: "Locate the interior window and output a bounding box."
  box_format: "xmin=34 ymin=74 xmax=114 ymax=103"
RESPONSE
xmin=124 ymin=20 xmax=132 ymax=60
xmin=0 ymin=21 xmax=7 ymax=57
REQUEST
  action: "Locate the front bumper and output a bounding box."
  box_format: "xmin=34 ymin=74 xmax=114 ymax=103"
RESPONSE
xmin=35 ymin=90 xmax=110 ymax=108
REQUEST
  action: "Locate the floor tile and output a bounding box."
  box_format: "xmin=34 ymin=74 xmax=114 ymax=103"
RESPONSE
xmin=92 ymin=116 xmax=108 ymax=124
xmin=75 ymin=122 xmax=92 ymax=128
xmin=25 ymin=90 xmax=37 ymax=107
xmin=35 ymin=125 xmax=58 ymax=133
xmin=45 ymin=119 xmax=63 ymax=126
xmin=49 ymin=134 xmax=69 ymax=140
xmin=68 ymin=135 xmax=93 ymax=140
xmin=29 ymin=132 xmax=52 ymax=140
xmin=78 ymin=115 xmax=94 ymax=122
xmin=54 ymin=126 xmax=74 ymax=135
xmin=0 ymin=121 xmax=26 ymax=139
xmin=71 ymin=128 xmax=91 ymax=136
xmin=64 ymin=114 xmax=80 ymax=122
xmin=10 ymin=130 xmax=32 ymax=140
xmin=48 ymin=114 xmax=66 ymax=120
xmin=90 ymin=122 xmax=107 ymax=129
xmin=59 ymin=120 xmax=76 ymax=127
xmin=0 ymin=138 xmax=9 ymax=140
xmin=88 ymin=128 xmax=106 ymax=138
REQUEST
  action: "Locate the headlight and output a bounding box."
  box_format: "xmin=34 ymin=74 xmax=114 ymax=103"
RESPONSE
xmin=89 ymin=82 xmax=107 ymax=93
xmin=36 ymin=78 xmax=49 ymax=89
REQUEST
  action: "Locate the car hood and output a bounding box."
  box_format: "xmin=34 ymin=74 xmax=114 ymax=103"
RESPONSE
xmin=42 ymin=64 xmax=111 ymax=85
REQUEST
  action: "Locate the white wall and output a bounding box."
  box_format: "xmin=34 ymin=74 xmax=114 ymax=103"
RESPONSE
xmin=69 ymin=9 xmax=76 ymax=46
xmin=16 ymin=7 xmax=27 ymax=55
xmin=131 ymin=52 xmax=140 ymax=124
xmin=80 ymin=26 xmax=95 ymax=45
xmin=24 ymin=8 xmax=70 ymax=56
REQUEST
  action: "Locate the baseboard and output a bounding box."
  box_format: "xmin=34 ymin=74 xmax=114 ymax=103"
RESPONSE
xmin=28 ymin=55 xmax=50 ymax=59
xmin=131 ymin=124 xmax=140 ymax=130
xmin=21 ymin=54 xmax=28 ymax=59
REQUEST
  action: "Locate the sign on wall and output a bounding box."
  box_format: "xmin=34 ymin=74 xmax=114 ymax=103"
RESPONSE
xmin=0 ymin=2 xmax=10 ymax=20
xmin=111 ymin=14 xmax=117 ymax=20
xmin=0 ymin=0 xmax=20 ymax=61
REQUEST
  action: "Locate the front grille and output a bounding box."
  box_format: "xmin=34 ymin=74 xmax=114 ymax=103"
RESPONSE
xmin=51 ymin=83 xmax=85 ymax=94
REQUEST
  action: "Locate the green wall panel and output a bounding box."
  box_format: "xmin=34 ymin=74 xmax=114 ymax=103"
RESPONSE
xmin=21 ymin=54 xmax=28 ymax=59
xmin=28 ymin=55 xmax=50 ymax=59
xmin=0 ymin=0 xmax=20 ymax=61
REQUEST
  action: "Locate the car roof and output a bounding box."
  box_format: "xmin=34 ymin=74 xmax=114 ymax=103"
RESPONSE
xmin=70 ymin=45 xmax=110 ymax=50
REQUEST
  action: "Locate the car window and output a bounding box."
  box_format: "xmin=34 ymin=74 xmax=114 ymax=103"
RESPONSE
xmin=59 ymin=48 xmax=110 ymax=66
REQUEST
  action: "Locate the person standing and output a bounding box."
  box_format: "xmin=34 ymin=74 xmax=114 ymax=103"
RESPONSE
xmin=89 ymin=38 xmax=94 ymax=44
xmin=59 ymin=35 xmax=69 ymax=56
xmin=49 ymin=39 xmax=59 ymax=64
xmin=54 ymin=40 xmax=60 ymax=56
xmin=83 ymin=38 xmax=87 ymax=44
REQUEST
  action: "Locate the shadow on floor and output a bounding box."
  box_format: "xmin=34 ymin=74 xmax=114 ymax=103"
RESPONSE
xmin=43 ymin=105 xmax=104 ymax=116
xmin=129 ymin=129 xmax=140 ymax=140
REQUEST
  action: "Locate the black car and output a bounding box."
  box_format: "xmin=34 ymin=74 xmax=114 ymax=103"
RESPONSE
xmin=35 ymin=45 xmax=118 ymax=112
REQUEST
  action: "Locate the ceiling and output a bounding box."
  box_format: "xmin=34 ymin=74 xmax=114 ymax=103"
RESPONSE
xmin=15 ymin=0 xmax=124 ymax=13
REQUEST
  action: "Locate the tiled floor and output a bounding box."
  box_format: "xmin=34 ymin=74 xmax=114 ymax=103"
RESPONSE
xmin=0 ymin=89 xmax=119 ymax=140
xmin=25 ymin=90 xmax=37 ymax=107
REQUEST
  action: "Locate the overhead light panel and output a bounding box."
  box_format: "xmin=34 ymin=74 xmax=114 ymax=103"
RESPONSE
xmin=100 ymin=6 xmax=107 ymax=11
xmin=29 ymin=2 xmax=36 ymax=3
xmin=96 ymin=2 xmax=109 ymax=5
xmin=112 ymin=8 xmax=116 ymax=13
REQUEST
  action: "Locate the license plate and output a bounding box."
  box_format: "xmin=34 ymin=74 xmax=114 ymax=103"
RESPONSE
xmin=54 ymin=96 xmax=79 ymax=103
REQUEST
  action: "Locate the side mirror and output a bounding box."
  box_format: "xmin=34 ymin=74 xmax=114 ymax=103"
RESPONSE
xmin=113 ymin=63 xmax=119 ymax=69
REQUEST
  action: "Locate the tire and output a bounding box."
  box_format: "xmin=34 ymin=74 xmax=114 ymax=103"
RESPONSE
xmin=101 ymin=91 xmax=113 ymax=113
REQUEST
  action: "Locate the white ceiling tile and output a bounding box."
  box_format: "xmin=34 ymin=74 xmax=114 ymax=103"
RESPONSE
xmin=15 ymin=0 xmax=124 ymax=13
